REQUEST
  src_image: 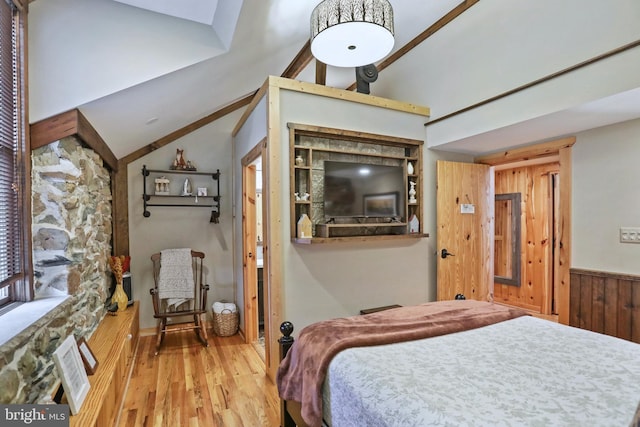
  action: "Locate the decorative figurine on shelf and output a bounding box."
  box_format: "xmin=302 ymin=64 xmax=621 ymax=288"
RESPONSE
xmin=407 ymin=161 xmax=414 ymax=175
xmin=108 ymin=256 xmax=129 ymax=314
xmin=295 ymin=154 xmax=305 ymax=166
xmin=171 ymin=149 xmax=197 ymax=171
xmin=294 ymin=192 xmax=309 ymax=201
xmin=181 ymin=178 xmax=192 ymax=196
xmin=172 ymin=149 xmax=187 ymax=170
xmin=297 ymin=214 xmax=312 ymax=239
xmin=408 ymin=213 xmax=420 ymax=234
xmin=295 ymin=192 xmax=310 ymax=201
xmin=409 ymin=181 xmax=417 ymax=204
xmin=154 ymin=176 xmax=170 ymax=195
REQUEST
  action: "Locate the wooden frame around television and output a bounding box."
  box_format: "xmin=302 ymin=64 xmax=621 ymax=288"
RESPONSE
xmin=288 ymin=122 xmax=426 ymax=244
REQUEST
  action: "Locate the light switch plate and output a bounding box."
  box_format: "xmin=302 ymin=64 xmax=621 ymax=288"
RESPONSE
xmin=460 ymin=204 xmax=475 ymax=214
xmin=620 ymin=227 xmax=640 ymax=243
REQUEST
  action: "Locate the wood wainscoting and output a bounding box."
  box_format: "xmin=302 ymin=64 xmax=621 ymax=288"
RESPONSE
xmin=570 ymin=268 xmax=640 ymax=343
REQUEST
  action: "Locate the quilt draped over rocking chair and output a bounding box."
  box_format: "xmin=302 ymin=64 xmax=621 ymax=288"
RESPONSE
xmin=150 ymin=249 xmax=210 ymax=354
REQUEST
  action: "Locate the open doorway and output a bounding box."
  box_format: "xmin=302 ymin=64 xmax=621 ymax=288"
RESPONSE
xmin=255 ymin=161 xmax=265 ymax=356
xmin=493 ymin=160 xmax=559 ymax=315
xmin=241 ymin=140 xmax=267 ymax=361
xmin=475 ymin=137 xmax=574 ymax=324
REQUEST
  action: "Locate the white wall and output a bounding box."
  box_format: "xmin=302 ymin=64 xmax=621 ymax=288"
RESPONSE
xmin=376 ymin=0 xmax=640 ymax=152
xmin=276 ymin=89 xmax=471 ymax=332
xmin=573 ymin=118 xmax=640 ymax=275
xmin=128 ymin=111 xmax=241 ymax=330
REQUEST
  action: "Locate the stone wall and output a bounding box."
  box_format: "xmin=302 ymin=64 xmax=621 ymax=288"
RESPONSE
xmin=0 ymin=136 xmax=112 ymax=403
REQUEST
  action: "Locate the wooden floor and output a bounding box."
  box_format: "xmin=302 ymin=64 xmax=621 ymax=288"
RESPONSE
xmin=495 ymin=302 xmax=559 ymax=323
xmin=530 ymin=311 xmax=559 ymax=322
xmin=118 ymin=331 xmax=280 ymax=427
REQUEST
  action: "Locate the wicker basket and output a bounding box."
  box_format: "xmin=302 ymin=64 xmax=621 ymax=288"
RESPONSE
xmin=213 ymin=309 xmax=239 ymax=336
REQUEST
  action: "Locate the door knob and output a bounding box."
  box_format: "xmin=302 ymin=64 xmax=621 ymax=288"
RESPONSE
xmin=441 ymin=249 xmax=455 ymax=259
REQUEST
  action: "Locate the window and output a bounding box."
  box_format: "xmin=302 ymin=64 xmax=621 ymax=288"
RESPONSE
xmin=0 ymin=0 xmax=31 ymax=308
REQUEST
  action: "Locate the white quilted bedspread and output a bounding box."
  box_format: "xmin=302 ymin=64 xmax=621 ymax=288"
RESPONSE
xmin=323 ymin=316 xmax=640 ymax=427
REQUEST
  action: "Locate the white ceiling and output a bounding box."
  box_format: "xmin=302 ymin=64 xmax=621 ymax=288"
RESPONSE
xmin=27 ymin=0 xmax=468 ymax=159
xmin=112 ymin=0 xmax=219 ymax=26
xmin=28 ymin=0 xmax=640 ymax=159
xmin=436 ymin=86 xmax=640 ymax=155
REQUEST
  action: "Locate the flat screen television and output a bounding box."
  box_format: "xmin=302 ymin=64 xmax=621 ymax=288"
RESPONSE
xmin=323 ymin=160 xmax=405 ymax=219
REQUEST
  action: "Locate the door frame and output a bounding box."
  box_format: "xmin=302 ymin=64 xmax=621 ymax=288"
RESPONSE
xmin=241 ymin=139 xmax=267 ymax=348
xmin=493 ymin=162 xmax=559 ymax=314
xmin=476 ymin=136 xmax=574 ymax=324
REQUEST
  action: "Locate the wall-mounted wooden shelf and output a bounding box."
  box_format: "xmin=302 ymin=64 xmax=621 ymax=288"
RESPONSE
xmin=316 ymin=222 xmax=408 ymax=238
xmin=292 ymin=233 xmax=429 ymax=245
xmin=142 ymin=165 xmax=221 ymax=222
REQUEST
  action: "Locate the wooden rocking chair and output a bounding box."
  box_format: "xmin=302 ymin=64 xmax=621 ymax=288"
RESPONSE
xmin=150 ymin=250 xmax=210 ymax=355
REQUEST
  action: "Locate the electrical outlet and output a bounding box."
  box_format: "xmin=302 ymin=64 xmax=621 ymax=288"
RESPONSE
xmin=620 ymin=227 xmax=640 ymax=243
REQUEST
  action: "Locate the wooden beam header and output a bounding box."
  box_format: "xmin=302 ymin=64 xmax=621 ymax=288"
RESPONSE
xmin=30 ymin=109 xmax=118 ymax=171
xmin=475 ymin=137 xmax=576 ymax=166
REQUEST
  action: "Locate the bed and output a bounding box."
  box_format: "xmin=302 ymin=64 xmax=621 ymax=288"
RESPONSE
xmin=276 ymin=300 xmax=640 ymax=427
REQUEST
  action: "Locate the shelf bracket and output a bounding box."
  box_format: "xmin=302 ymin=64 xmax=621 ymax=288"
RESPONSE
xmin=142 ymin=165 xmax=151 ymax=217
xmin=210 ymin=169 xmax=221 ymax=223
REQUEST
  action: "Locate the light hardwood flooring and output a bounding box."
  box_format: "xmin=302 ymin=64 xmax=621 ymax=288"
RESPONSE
xmin=119 ymin=331 xmax=280 ymax=426
xmin=530 ymin=312 xmax=559 ymax=322
xmin=495 ymin=302 xmax=559 ymax=323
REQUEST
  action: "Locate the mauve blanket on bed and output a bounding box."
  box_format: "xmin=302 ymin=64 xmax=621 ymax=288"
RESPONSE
xmin=276 ymin=300 xmax=528 ymax=427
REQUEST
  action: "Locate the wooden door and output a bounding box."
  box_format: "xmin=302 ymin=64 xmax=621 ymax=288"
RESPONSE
xmin=436 ymin=161 xmax=494 ymax=301
xmin=242 ymin=164 xmax=258 ymax=343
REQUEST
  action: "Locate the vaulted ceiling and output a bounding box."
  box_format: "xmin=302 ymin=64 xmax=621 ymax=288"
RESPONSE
xmin=28 ymin=0 xmax=463 ymax=159
xmin=28 ymin=1 xmax=640 ymax=159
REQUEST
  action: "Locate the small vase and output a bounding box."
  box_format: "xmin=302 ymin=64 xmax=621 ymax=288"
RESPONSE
xmin=407 ymin=162 xmax=414 ymax=175
xmin=112 ymin=281 xmax=128 ymax=312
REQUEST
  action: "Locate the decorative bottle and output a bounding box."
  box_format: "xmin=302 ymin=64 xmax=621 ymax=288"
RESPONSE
xmin=407 ymin=161 xmax=414 ymax=175
xmin=181 ymin=178 xmax=192 ymax=196
xmin=109 ymin=256 xmax=129 ymax=312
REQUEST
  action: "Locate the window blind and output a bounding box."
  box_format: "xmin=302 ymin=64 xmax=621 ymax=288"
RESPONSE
xmin=0 ymin=0 xmax=21 ymax=303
